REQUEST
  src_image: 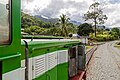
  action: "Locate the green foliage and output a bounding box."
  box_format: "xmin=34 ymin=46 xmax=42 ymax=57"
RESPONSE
xmin=21 ymin=12 xmax=52 ymax=28
xmin=47 ymin=27 xmax=61 ymax=36
xmin=22 ymin=12 xmax=77 ymax=37
xmin=77 ymin=23 xmax=94 ymax=36
xmin=58 ymin=14 xmax=70 ymax=37
xmin=111 ymin=28 xmax=120 ymax=34
xmin=110 ymin=28 xmax=120 ymax=39
xmin=90 ymin=29 xmax=120 ymax=42
xmin=67 ymin=23 xmax=77 ymax=34
xmin=90 ymin=33 xmax=110 ymax=42
xmin=105 ymin=28 xmax=110 ymax=31
xmin=97 ymin=28 xmax=103 ymax=34
xmin=24 ymin=26 xmax=45 ymax=35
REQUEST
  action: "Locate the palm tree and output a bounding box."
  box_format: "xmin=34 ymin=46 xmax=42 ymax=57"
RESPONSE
xmin=58 ymin=14 xmax=70 ymax=37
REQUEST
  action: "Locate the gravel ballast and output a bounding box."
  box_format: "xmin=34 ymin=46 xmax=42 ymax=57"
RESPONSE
xmin=87 ymin=41 xmax=120 ymax=80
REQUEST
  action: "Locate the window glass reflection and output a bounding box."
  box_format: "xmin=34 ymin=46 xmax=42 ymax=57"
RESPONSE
xmin=0 ymin=0 xmax=10 ymax=44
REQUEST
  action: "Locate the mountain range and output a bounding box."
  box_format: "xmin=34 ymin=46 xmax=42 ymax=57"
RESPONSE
xmin=34 ymin=15 xmax=58 ymax=24
xmin=34 ymin=15 xmax=81 ymax=25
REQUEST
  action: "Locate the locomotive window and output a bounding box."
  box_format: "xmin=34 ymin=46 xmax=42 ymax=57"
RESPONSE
xmin=69 ymin=47 xmax=76 ymax=59
xmin=0 ymin=0 xmax=11 ymax=45
xmin=78 ymin=46 xmax=83 ymax=56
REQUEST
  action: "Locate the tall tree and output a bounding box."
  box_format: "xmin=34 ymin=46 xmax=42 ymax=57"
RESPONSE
xmin=84 ymin=2 xmax=107 ymax=37
xmin=77 ymin=23 xmax=94 ymax=36
xmin=58 ymin=14 xmax=70 ymax=37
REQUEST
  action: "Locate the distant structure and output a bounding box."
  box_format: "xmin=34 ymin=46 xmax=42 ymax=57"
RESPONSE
xmin=72 ymin=34 xmax=80 ymax=39
xmin=80 ymin=36 xmax=88 ymax=44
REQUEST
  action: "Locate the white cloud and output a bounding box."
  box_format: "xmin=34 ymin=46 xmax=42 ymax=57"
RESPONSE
xmin=63 ymin=0 xmax=84 ymax=2
xmin=103 ymin=2 xmax=120 ymax=27
xmin=59 ymin=8 xmax=77 ymax=16
xmin=21 ymin=0 xmax=51 ymax=15
xmin=21 ymin=0 xmax=120 ymax=28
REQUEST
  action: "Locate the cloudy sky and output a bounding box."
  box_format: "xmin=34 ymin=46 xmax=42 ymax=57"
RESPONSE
xmin=21 ymin=0 xmax=120 ymax=28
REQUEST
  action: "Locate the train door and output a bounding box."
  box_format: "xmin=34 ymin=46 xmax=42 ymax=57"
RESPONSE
xmin=78 ymin=46 xmax=86 ymax=70
xmin=68 ymin=46 xmax=78 ymax=78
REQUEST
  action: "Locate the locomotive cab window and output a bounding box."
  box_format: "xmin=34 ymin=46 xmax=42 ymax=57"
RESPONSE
xmin=0 ymin=0 xmax=11 ymax=45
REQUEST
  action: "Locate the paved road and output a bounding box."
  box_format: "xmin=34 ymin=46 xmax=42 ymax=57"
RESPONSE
xmin=87 ymin=41 xmax=120 ymax=80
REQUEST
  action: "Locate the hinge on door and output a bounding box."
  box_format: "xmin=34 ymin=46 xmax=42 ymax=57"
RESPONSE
xmin=55 ymin=56 xmax=57 ymax=59
xmin=32 ymin=65 xmax=34 ymax=70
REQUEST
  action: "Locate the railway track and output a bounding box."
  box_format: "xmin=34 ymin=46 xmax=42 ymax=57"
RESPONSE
xmin=86 ymin=45 xmax=98 ymax=67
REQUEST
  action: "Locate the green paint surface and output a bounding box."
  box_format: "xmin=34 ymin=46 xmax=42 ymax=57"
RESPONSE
xmin=34 ymin=66 xmax=58 ymax=80
xmin=3 ymin=56 xmax=20 ymax=73
xmin=33 ymin=73 xmax=46 ymax=80
xmin=47 ymin=66 xmax=57 ymax=80
xmin=20 ymin=41 xmax=79 ymax=60
xmin=57 ymin=63 xmax=68 ymax=80
xmin=34 ymin=63 xmax=69 ymax=80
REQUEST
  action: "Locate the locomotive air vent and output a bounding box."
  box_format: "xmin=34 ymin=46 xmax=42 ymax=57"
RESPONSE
xmin=33 ymin=55 xmax=46 ymax=78
xmin=58 ymin=50 xmax=68 ymax=64
xmin=47 ymin=52 xmax=57 ymax=70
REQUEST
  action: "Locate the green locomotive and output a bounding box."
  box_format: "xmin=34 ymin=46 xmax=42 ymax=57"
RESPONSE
xmin=0 ymin=0 xmax=86 ymax=80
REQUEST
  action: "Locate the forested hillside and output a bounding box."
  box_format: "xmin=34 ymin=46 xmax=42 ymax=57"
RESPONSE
xmin=21 ymin=12 xmax=53 ymax=28
xmin=21 ymin=12 xmax=77 ymax=36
